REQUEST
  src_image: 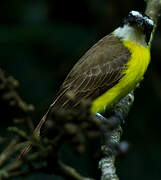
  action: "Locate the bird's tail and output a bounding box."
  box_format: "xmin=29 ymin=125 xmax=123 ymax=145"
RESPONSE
xmin=18 ymin=108 xmax=51 ymax=159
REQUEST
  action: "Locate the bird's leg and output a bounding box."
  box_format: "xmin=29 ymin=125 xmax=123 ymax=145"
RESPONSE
xmin=107 ymin=110 xmax=125 ymax=124
xmin=96 ymin=112 xmax=122 ymax=155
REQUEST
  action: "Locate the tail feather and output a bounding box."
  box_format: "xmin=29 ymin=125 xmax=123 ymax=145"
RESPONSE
xmin=18 ymin=109 xmax=50 ymax=159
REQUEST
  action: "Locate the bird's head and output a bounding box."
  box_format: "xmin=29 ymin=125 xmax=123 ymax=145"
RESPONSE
xmin=120 ymin=11 xmax=154 ymax=44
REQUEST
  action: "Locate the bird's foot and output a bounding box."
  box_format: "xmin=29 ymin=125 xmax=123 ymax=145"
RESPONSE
xmin=107 ymin=110 xmax=125 ymax=125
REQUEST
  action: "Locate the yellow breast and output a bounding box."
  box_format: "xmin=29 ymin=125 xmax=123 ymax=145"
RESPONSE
xmin=91 ymin=40 xmax=151 ymax=114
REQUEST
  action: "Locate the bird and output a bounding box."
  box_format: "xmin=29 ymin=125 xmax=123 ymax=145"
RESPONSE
xmin=49 ymin=10 xmax=153 ymax=114
xmin=20 ymin=10 xmax=154 ymax=157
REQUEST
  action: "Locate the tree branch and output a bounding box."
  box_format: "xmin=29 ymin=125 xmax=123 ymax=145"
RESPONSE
xmin=98 ymin=93 xmax=134 ymax=180
xmin=99 ymin=1 xmax=161 ymax=179
xmin=145 ymin=0 xmax=161 ymax=45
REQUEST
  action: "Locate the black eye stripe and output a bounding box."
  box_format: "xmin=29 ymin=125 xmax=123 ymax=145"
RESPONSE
xmin=130 ymin=12 xmax=153 ymax=25
xmin=120 ymin=11 xmax=153 ymax=28
xmin=124 ymin=12 xmax=153 ymax=26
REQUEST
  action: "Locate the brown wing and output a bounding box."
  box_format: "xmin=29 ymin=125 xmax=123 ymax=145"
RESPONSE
xmin=19 ymin=33 xmax=131 ymax=158
xmin=50 ymin=34 xmax=131 ymax=109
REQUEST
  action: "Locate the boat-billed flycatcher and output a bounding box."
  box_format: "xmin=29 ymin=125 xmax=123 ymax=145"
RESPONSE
xmin=49 ymin=10 xmax=153 ymax=114
xmin=20 ymin=10 xmax=154 ymax=157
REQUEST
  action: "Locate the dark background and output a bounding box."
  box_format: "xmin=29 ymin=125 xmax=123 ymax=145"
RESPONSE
xmin=0 ymin=0 xmax=161 ymax=179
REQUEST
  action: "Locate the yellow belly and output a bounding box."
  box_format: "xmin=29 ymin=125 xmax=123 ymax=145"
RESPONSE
xmin=91 ymin=40 xmax=151 ymax=114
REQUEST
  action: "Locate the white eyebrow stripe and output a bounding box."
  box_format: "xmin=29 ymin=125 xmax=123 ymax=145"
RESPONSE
xmin=131 ymin=11 xmax=143 ymax=18
xmin=130 ymin=10 xmax=154 ymax=26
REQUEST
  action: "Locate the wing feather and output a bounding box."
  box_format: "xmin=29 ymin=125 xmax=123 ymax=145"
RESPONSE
xmin=52 ymin=34 xmax=131 ymax=109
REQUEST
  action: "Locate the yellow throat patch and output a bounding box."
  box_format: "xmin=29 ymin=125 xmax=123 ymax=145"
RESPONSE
xmin=91 ymin=40 xmax=151 ymax=114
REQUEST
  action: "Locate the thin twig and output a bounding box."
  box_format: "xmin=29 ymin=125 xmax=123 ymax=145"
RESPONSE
xmin=58 ymin=161 xmax=94 ymax=180
xmin=0 ymin=138 xmax=19 ymax=167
